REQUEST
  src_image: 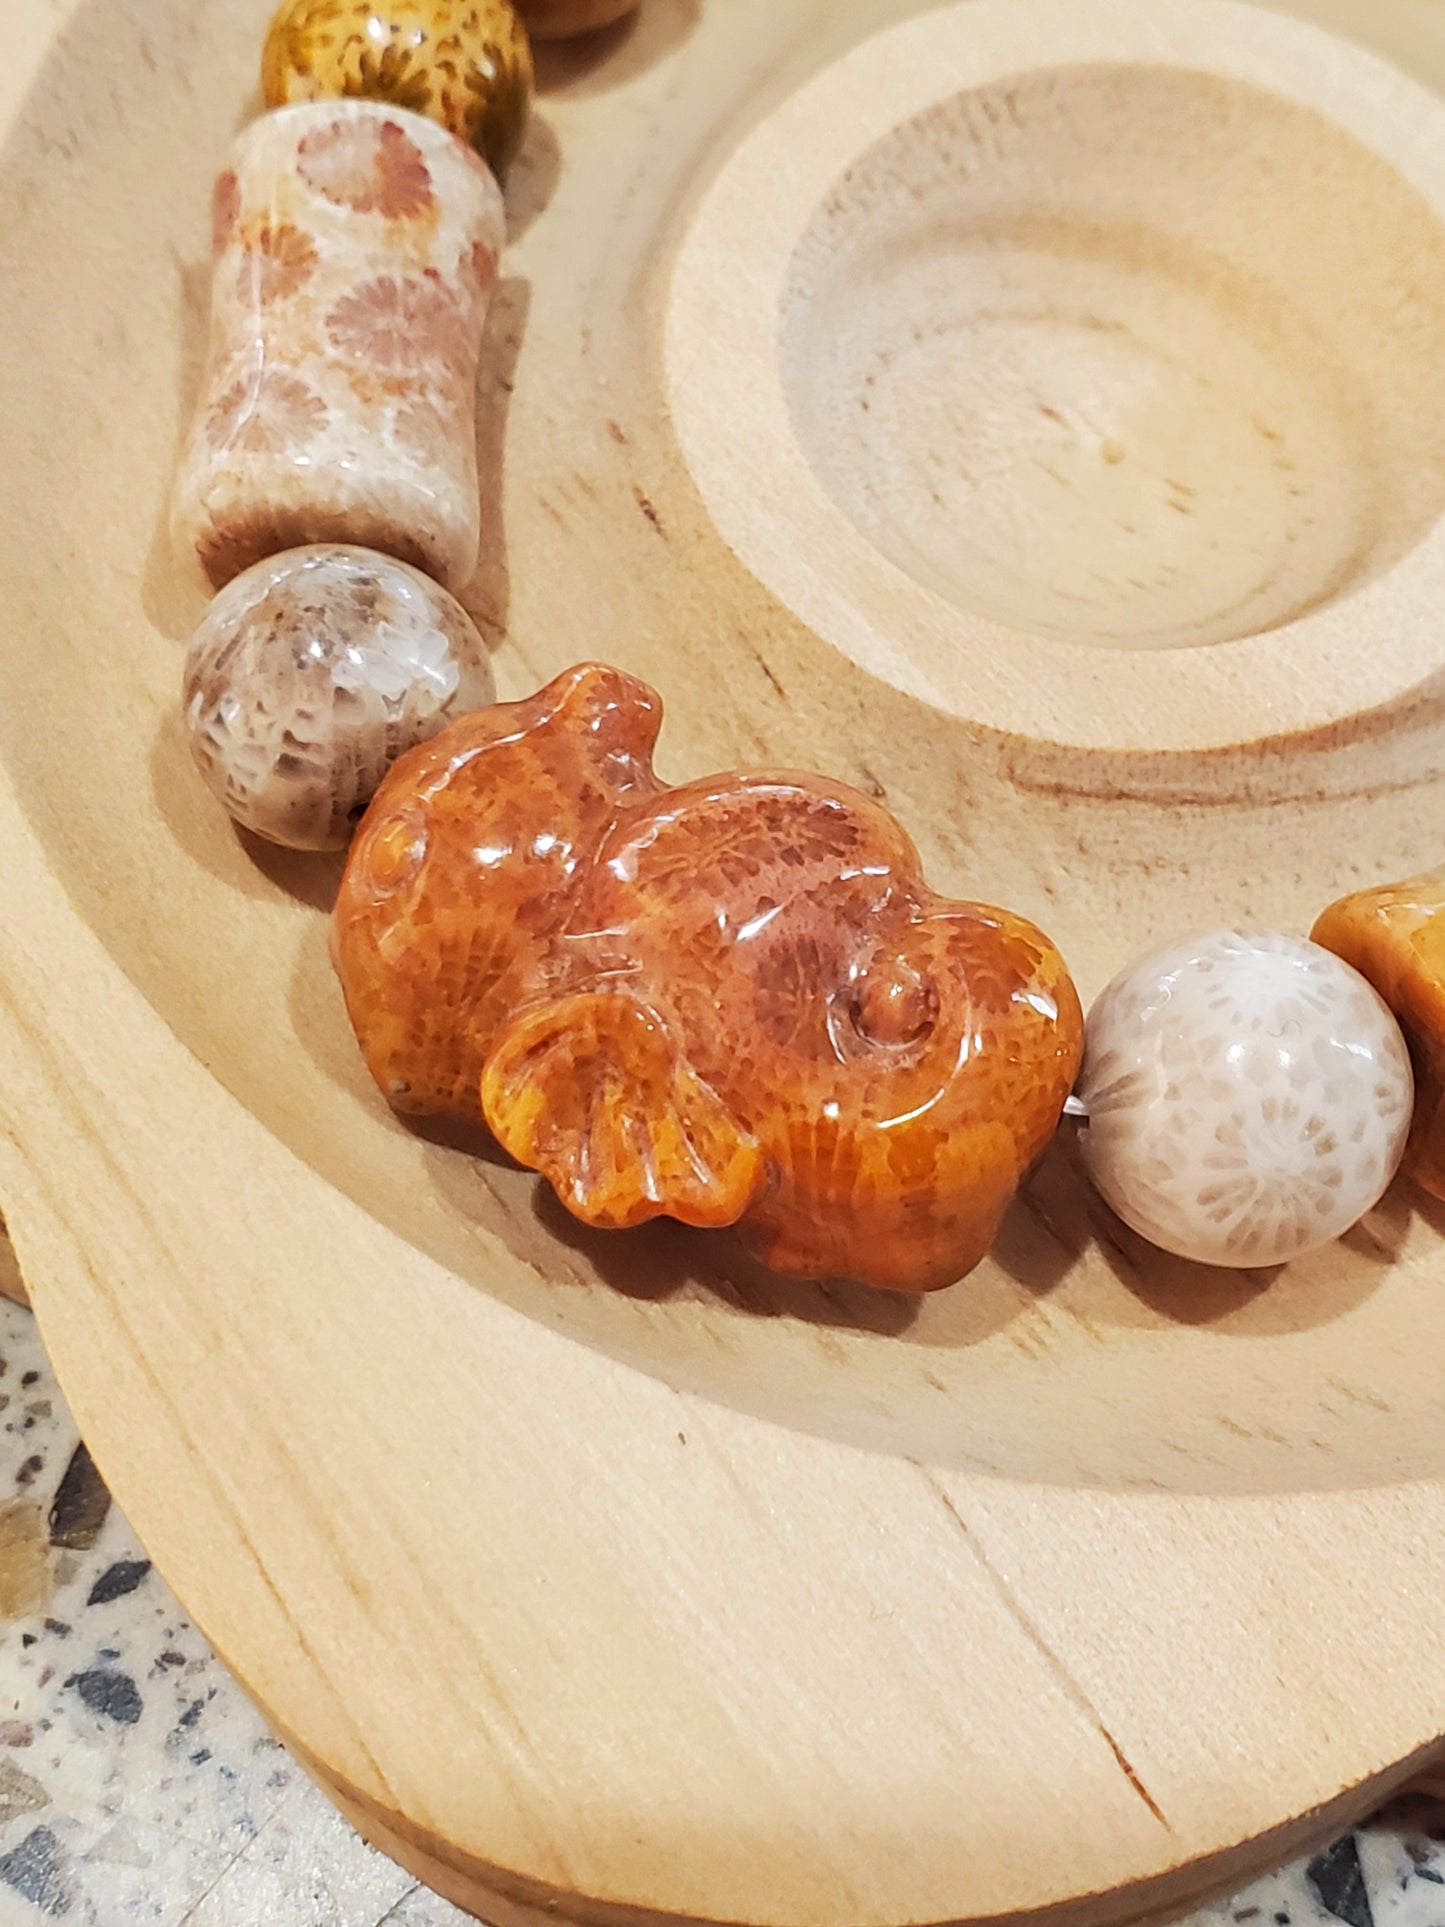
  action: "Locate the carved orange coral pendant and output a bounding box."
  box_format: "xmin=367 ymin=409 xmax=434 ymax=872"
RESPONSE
xmin=334 ymin=664 xmax=1083 ymax=1292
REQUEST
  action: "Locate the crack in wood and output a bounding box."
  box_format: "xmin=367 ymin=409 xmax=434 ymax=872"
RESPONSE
xmin=917 ymin=1468 xmax=1173 ymax=1832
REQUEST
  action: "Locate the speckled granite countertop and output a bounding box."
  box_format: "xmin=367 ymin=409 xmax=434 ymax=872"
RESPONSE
xmin=0 ymin=1295 xmax=1438 ymax=1927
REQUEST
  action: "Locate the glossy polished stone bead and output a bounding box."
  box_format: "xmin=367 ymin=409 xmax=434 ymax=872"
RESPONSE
xmin=332 ymin=662 xmax=1084 ymax=1292
xmin=513 ymin=0 xmax=637 ymax=39
xmin=184 ymin=545 xmax=494 ymax=851
xmin=1313 ymin=869 xmax=1445 ymax=1199
xmin=1075 ymin=929 xmax=1412 ymax=1268
xmin=172 ymin=101 xmax=503 ymax=592
xmin=262 ymin=0 xmax=533 ymax=180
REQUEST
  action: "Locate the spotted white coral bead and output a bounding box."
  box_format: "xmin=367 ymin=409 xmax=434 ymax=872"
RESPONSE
xmin=183 ymin=544 xmax=493 ymax=851
xmin=1074 ymin=929 xmax=1413 ymax=1268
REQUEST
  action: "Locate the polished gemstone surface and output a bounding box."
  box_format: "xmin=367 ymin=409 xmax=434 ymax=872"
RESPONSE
xmin=333 ymin=663 xmax=1083 ymax=1291
xmin=1314 ymin=868 xmax=1445 ymax=1199
xmin=183 ymin=544 xmax=494 ymax=850
xmin=172 ymin=101 xmax=503 ymax=591
xmin=1076 ymin=929 xmax=1413 ymax=1268
xmin=262 ymin=0 xmax=533 ymax=178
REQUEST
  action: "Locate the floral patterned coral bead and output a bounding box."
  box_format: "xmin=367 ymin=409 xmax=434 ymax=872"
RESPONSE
xmin=262 ymin=0 xmax=533 ymax=179
xmin=184 ymin=545 xmax=494 ymax=851
xmin=332 ymin=662 xmax=1084 ymax=1293
xmin=1074 ymin=929 xmax=1413 ymax=1269
xmin=172 ymin=101 xmax=503 ymax=592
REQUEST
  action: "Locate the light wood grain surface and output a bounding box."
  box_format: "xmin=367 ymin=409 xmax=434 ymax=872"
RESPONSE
xmin=5 ymin=0 xmax=1445 ymax=1923
xmin=0 ymin=1284 xmax=1441 ymax=1927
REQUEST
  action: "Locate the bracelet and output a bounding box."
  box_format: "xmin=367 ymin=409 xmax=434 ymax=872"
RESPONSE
xmin=170 ymin=0 xmax=1436 ymax=1295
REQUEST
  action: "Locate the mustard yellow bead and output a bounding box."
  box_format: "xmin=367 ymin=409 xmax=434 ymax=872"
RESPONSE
xmin=262 ymin=0 xmax=533 ymax=180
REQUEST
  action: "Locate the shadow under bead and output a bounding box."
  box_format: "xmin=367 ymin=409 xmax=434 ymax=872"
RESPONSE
xmin=514 ymin=0 xmax=638 ymax=40
xmin=262 ymin=0 xmax=534 ymax=180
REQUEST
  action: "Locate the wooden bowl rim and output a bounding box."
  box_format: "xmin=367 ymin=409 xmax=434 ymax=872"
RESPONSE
xmin=666 ymin=0 xmax=1445 ymax=752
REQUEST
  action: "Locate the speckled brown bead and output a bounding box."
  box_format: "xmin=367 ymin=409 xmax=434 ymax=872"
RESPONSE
xmin=262 ymin=0 xmax=533 ymax=180
xmin=184 ymin=545 xmax=494 ymax=850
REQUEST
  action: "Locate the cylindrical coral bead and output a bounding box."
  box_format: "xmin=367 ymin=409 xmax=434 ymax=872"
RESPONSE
xmin=172 ymin=101 xmax=503 ymax=592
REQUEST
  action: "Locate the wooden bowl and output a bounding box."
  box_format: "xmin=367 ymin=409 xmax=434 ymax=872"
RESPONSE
xmin=4 ymin=0 xmax=1445 ymax=1920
